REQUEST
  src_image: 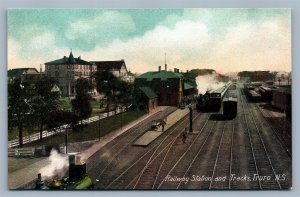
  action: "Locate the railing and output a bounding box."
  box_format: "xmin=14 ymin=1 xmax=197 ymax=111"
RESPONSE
xmin=8 ymin=105 xmax=131 ymax=148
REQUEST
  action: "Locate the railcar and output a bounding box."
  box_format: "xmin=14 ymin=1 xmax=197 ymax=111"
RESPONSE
xmin=223 ymin=97 xmax=237 ymax=118
xmin=259 ymin=86 xmax=273 ymax=102
xmin=222 ymin=89 xmax=238 ymax=118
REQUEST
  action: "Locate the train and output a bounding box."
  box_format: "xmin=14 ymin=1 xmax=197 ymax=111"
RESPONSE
xmin=222 ymin=88 xmax=238 ymax=119
xmin=35 ymin=153 xmax=94 ymax=190
xmin=196 ymin=82 xmax=232 ymax=112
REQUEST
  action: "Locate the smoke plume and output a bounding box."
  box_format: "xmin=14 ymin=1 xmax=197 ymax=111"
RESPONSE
xmin=39 ymin=149 xmax=68 ymax=179
xmin=196 ymin=74 xmax=225 ymax=94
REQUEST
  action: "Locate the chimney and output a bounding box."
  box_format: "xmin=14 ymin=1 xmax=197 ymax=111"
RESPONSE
xmin=78 ymin=56 xmax=81 ymax=60
xmin=165 ymin=64 xmax=167 ymax=71
xmin=174 ymin=68 xmax=176 ymax=73
xmin=40 ymin=64 xmax=42 ymax=73
xmin=158 ymin=66 xmax=161 ymax=72
xmin=63 ymin=56 xmax=67 ymax=63
xmin=186 ymin=69 xmax=189 ymax=73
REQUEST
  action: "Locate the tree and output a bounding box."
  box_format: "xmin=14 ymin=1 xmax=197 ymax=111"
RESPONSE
xmin=31 ymin=78 xmax=60 ymax=142
xmin=71 ymin=78 xmax=92 ymax=124
xmin=118 ymin=80 xmax=133 ymax=111
xmin=8 ymin=79 xmax=31 ymax=147
xmin=95 ymin=70 xmax=122 ymax=117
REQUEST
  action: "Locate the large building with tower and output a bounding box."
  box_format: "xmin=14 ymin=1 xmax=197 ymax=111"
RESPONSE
xmin=45 ymin=51 xmax=97 ymax=97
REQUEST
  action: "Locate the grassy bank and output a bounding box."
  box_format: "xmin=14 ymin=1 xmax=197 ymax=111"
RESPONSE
xmin=22 ymin=109 xmax=146 ymax=147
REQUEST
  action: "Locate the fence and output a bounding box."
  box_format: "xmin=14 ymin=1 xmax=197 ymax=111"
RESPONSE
xmin=8 ymin=106 xmax=130 ymax=148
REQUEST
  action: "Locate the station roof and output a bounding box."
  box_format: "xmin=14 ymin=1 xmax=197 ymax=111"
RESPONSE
xmin=137 ymin=71 xmax=183 ymax=81
xmin=184 ymin=82 xmax=194 ymax=90
xmin=139 ymin=86 xmax=158 ymax=99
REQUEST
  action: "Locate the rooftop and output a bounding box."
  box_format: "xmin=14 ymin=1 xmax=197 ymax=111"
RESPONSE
xmin=92 ymin=60 xmax=125 ymax=70
xmin=139 ymin=86 xmax=158 ymax=99
xmin=8 ymin=68 xmax=39 ymax=79
xmin=137 ymin=71 xmax=183 ymax=81
xmin=45 ymin=52 xmax=91 ymax=65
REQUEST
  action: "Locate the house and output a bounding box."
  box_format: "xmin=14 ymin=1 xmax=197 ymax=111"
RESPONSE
xmin=92 ymin=60 xmax=134 ymax=83
xmin=45 ymin=51 xmax=97 ymax=97
xmin=7 ymin=68 xmax=44 ymax=83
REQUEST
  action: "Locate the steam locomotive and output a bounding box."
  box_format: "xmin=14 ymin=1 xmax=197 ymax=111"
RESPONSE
xmin=35 ymin=153 xmax=93 ymax=190
xmin=196 ymin=82 xmax=232 ymax=112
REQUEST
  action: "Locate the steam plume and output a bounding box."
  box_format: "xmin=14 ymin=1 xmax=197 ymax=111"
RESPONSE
xmin=39 ymin=149 xmax=68 ymax=179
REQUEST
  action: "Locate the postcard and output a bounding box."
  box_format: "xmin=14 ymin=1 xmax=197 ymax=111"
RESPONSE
xmin=7 ymin=8 xmax=291 ymax=190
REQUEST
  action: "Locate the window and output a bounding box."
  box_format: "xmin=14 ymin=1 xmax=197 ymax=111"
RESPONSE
xmin=67 ymin=65 xmax=70 ymax=69
xmin=55 ymin=71 xmax=59 ymax=77
xmin=55 ymin=65 xmax=59 ymax=69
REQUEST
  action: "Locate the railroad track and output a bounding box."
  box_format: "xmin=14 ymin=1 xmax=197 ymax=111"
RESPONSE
xmin=102 ymin=110 xmax=201 ymax=189
xmin=251 ymin=104 xmax=292 ymax=189
xmin=254 ymin=104 xmax=291 ymax=157
xmin=156 ymin=117 xmax=218 ymax=189
xmin=87 ymin=107 xmax=176 ymax=183
xmin=240 ymin=89 xmax=283 ymax=189
xmin=127 ymin=112 xmax=211 ymax=189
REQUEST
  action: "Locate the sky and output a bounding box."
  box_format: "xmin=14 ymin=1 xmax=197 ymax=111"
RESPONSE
xmin=7 ymin=8 xmax=291 ymax=74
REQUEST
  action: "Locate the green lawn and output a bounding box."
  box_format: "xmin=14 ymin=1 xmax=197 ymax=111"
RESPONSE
xmin=8 ymin=97 xmax=124 ymax=141
xmin=22 ymin=109 xmax=146 ymax=148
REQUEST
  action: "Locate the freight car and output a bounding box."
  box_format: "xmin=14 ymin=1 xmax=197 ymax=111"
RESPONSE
xmin=35 ymin=153 xmax=93 ymax=190
xmin=259 ymin=86 xmax=273 ymax=102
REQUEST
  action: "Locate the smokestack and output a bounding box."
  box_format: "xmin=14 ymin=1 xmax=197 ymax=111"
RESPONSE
xmin=158 ymin=66 xmax=161 ymax=72
xmin=69 ymin=154 xmax=75 ymax=166
xmin=165 ymin=64 xmax=167 ymax=71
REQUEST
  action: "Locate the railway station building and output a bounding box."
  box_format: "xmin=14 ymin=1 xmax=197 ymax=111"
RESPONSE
xmin=135 ymin=66 xmax=197 ymax=107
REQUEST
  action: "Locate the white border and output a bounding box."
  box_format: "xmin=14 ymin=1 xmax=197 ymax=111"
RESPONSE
xmin=1 ymin=1 xmax=299 ymax=197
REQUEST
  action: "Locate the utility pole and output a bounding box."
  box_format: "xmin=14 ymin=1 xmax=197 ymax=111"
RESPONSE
xmin=189 ymin=105 xmax=193 ymax=132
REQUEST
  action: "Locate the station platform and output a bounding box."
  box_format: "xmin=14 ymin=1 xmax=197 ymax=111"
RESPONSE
xmin=133 ymin=108 xmax=189 ymax=146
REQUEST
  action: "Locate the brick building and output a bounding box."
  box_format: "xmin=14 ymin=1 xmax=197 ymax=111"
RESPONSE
xmin=135 ymin=66 xmax=197 ymax=106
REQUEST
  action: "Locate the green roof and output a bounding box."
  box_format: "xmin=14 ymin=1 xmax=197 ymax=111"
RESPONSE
xmin=184 ymin=82 xmax=194 ymax=90
xmin=137 ymin=71 xmax=183 ymax=81
xmin=45 ymin=52 xmax=91 ymax=65
xmin=139 ymin=87 xmax=157 ymax=99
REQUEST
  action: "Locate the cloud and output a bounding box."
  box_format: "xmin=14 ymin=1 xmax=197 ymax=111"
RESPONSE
xmin=7 ymin=9 xmax=291 ymax=74
xmin=212 ymin=16 xmax=291 ymax=72
xmin=65 ymin=11 xmax=136 ymax=49
xmin=76 ymin=20 xmax=212 ymax=73
xmin=76 ymin=14 xmax=290 ymax=74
